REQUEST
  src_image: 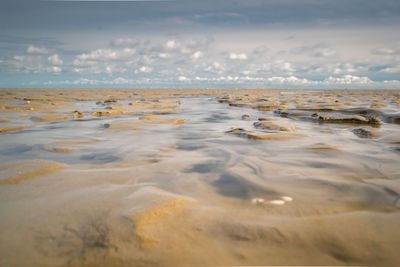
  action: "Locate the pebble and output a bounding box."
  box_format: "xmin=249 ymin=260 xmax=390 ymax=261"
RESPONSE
xmin=241 ymin=114 xmax=252 ymax=120
xmin=251 ymin=198 xmax=265 ymax=205
xmin=267 ymin=200 xmax=286 ymax=205
xmin=280 ymin=196 xmax=293 ymax=202
xmin=251 ymin=196 xmax=293 ymax=206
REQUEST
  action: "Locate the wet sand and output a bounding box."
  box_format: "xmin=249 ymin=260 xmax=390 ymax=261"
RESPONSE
xmin=0 ymin=88 xmax=400 ymax=266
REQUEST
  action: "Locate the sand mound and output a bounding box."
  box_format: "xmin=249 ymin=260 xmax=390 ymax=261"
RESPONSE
xmin=0 ymin=159 xmax=65 ymax=185
xmin=0 ymin=125 xmax=32 ymax=133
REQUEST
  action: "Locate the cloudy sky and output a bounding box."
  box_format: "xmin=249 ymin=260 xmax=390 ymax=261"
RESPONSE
xmin=1 ymin=0 xmax=400 ymax=89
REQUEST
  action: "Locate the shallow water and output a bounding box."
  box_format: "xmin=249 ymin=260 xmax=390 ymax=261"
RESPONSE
xmin=1 ymin=89 xmax=400 ymax=266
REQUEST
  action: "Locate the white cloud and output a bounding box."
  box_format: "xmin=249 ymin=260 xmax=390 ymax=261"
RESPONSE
xmin=229 ymin=53 xmax=248 ymax=60
xmin=67 ymin=37 xmax=218 ymax=77
xmin=26 ymin=45 xmax=50 ymax=54
xmin=379 ymin=65 xmax=400 ymax=73
xmin=323 ymin=75 xmax=373 ymax=84
xmin=42 ymin=74 xmax=400 ymax=89
xmin=372 ymin=43 xmax=400 ymax=55
xmin=9 ymin=55 xmax=44 ymax=73
xmin=48 ymin=66 xmax=62 ymax=74
xmin=204 ymin=61 xmax=225 ymax=74
xmin=4 ymin=54 xmax=63 ymax=74
xmin=110 ymin=38 xmax=139 ymax=48
xmin=282 ymin=62 xmax=294 ymax=71
xmin=193 ymin=12 xmax=244 ymax=20
xmin=314 ymin=47 xmax=337 ymax=57
xmin=113 ymin=77 xmax=131 ymax=85
xmin=305 ymin=62 xmax=367 ymax=75
xmin=72 ymin=47 xmax=137 ymax=74
xmin=3 ymin=36 xmax=400 ymax=89
xmin=105 ymin=66 xmax=113 ymax=74
xmin=265 ymin=75 xmax=376 ymax=86
xmin=272 ymin=61 xmax=295 ymax=74
xmin=48 ymin=54 xmax=63 ymax=65
xmin=291 ymin=43 xmax=337 ymax=58
xmin=178 ymin=76 xmax=189 ymax=81
xmin=252 ymin=45 xmax=268 ymax=55
xmin=74 ymin=48 xmax=135 ymax=65
xmin=267 ymin=76 xmax=313 ymax=85
xmin=158 ymin=53 xmax=170 ymax=59
xmin=136 ymin=66 xmax=153 ymax=73
xmin=383 ymin=80 xmax=400 ymax=86
xmin=166 ymin=40 xmax=177 ymax=49
xmin=192 ymin=51 xmax=203 ymax=59
xmin=44 ymin=77 xmax=136 ymax=86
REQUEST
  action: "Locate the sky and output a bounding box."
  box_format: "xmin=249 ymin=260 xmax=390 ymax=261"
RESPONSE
xmin=0 ymin=0 xmax=400 ymax=89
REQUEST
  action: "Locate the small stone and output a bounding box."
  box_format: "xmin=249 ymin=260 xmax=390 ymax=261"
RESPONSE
xmin=251 ymin=198 xmax=265 ymax=205
xmin=72 ymin=110 xmax=84 ymax=118
xmin=267 ymin=200 xmax=285 ymax=205
xmin=253 ymin=121 xmax=297 ymax=132
xmin=280 ymin=196 xmax=293 ymax=202
xmin=314 ymin=113 xmax=382 ymax=125
xmin=104 ymin=98 xmax=118 ymax=104
xmin=241 ymin=114 xmax=252 ymax=120
xmin=352 ymin=128 xmax=380 ymax=138
xmin=258 ymin=117 xmax=276 ymax=121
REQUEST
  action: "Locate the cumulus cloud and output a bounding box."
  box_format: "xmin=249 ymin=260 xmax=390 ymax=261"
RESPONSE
xmin=372 ymin=43 xmax=400 ymax=55
xmin=48 ymin=54 xmax=63 ymax=65
xmin=72 ymin=48 xmax=137 ymax=74
xmin=2 ymin=36 xmax=400 ymax=89
xmin=158 ymin=53 xmax=170 ymax=59
xmin=383 ymin=80 xmax=400 ymax=86
xmin=272 ymin=61 xmax=295 ymax=74
xmin=166 ymin=40 xmax=177 ymax=49
xmin=304 ymin=62 xmax=368 ymax=75
xmin=74 ymin=48 xmax=135 ymax=64
xmin=193 ymin=12 xmax=244 ymax=21
xmin=291 ymin=43 xmax=337 ymax=58
xmin=44 ymin=77 xmax=135 ymax=86
xmin=26 ymin=45 xmax=50 ymax=54
xmin=110 ymin=38 xmax=140 ymax=48
xmin=267 ymin=75 xmax=383 ymax=86
xmin=379 ymin=65 xmax=400 ymax=73
xmin=323 ymin=75 xmax=373 ymax=84
xmin=314 ymin=47 xmax=337 ymax=57
xmin=252 ymin=45 xmax=268 ymax=56
xmin=3 ymin=54 xmax=63 ymax=74
xmin=192 ymin=51 xmax=203 ymax=59
xmin=49 ymin=66 xmax=62 ymax=74
xmin=68 ymin=37 xmax=215 ymax=76
xmin=204 ymin=61 xmax=225 ymax=74
xmin=135 ymin=66 xmax=153 ymax=73
xmin=178 ymin=76 xmax=190 ymax=81
xmin=42 ymin=74 xmax=400 ymax=89
xmin=8 ymin=55 xmax=44 ymax=73
xmin=267 ymin=76 xmax=313 ymax=85
xmin=229 ymin=53 xmax=248 ymax=60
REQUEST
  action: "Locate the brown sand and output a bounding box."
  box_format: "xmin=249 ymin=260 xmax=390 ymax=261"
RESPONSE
xmin=0 ymin=88 xmax=399 ymax=267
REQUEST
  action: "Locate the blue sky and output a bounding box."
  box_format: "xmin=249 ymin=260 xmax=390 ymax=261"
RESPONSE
xmin=1 ymin=0 xmax=400 ymax=89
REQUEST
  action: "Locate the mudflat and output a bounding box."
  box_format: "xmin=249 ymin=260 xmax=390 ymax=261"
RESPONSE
xmin=0 ymin=88 xmax=400 ymax=266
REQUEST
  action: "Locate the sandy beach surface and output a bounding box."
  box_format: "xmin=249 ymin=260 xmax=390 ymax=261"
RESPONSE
xmin=1 ymin=88 xmax=400 ymax=267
